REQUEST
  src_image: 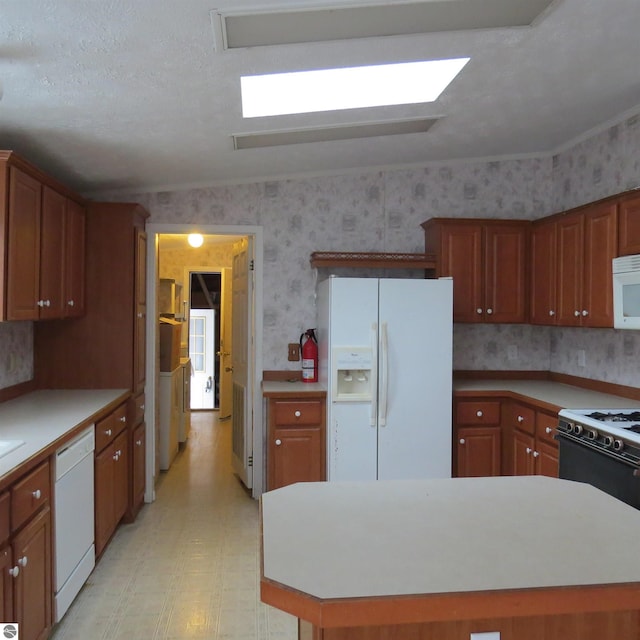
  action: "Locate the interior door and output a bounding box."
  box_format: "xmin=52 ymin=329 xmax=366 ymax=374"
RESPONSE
xmin=231 ymin=237 xmax=253 ymax=488
xmin=218 ymin=269 xmax=232 ymax=419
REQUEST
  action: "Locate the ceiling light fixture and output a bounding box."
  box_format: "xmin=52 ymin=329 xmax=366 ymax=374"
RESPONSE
xmin=241 ymin=58 xmax=469 ymax=118
xmin=188 ymin=233 xmax=204 ymax=248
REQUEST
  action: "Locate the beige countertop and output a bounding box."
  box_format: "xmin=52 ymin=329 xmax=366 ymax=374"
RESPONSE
xmin=262 ymin=476 xmax=640 ymax=601
xmin=0 ymin=388 xmax=128 ymax=483
xmin=262 ymin=380 xmax=326 ymax=397
xmin=453 ymin=379 xmax=640 ymax=410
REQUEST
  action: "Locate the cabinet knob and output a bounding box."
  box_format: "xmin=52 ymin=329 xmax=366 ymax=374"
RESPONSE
xmin=526 ymin=447 xmax=532 ymax=454
xmin=120 ymin=416 xmax=126 ymax=423
xmin=67 ymin=300 xmax=75 ymax=307
xmin=294 ymin=410 xmax=301 ymax=418
xmin=545 ymin=427 xmax=553 ymax=434
xmin=137 ymin=312 xmax=144 ymax=318
xmin=275 ymin=439 xmax=282 ymax=446
xmin=533 ymin=451 xmax=540 ymax=458
xmin=18 ymin=556 xmax=28 ymax=568
xmin=517 ymin=415 xmax=524 ymax=423
xmin=476 ymin=410 xmax=483 ymax=418
xmin=105 ymin=429 xmax=112 ymax=436
xmin=9 ymin=566 xmax=19 ymax=578
xmin=486 ymin=308 xmax=493 ymax=315
xmin=140 ymin=404 xmax=145 ymax=411
xmin=574 ymin=310 xmax=580 ymax=317
xmin=459 ymin=438 xmax=465 ymax=445
xmin=476 ymin=308 xmax=483 ymax=314
xmin=113 ymin=453 xmax=119 ymax=461
xmin=582 ymin=309 xmax=588 ymax=317
xmin=136 ymin=439 xmax=142 ymax=446
xmin=549 ymin=310 xmax=555 ymax=316
xmin=32 ymin=489 xmax=41 ymax=500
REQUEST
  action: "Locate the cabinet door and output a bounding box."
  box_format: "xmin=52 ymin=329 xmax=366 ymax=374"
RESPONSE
xmin=619 ymin=193 xmax=640 ymax=256
xmin=113 ymin=431 xmax=129 ymax=526
xmin=530 ymin=219 xmax=557 ymax=324
xmin=535 ymin=439 xmax=559 ymax=478
xmin=439 ymin=223 xmax=483 ymax=322
xmin=12 ymin=506 xmax=52 ymax=640
xmin=583 ymin=202 xmax=617 ymax=327
xmin=6 ymin=167 xmax=41 ymax=320
xmin=64 ymin=199 xmax=86 ymax=317
xmin=556 ymin=212 xmax=584 ymax=326
xmin=131 ymin=422 xmax=146 ymax=513
xmin=39 ymin=187 xmax=66 ymax=319
xmin=269 ymin=427 xmax=324 ymax=490
xmin=95 ymin=446 xmax=115 ymax=558
xmin=513 ymin=430 xmax=536 ymax=475
xmin=133 ymin=229 xmax=147 ymax=392
xmin=0 ymin=546 xmax=12 ymax=624
xmin=484 ymin=223 xmax=527 ymax=323
xmin=455 ymin=427 xmax=501 ymax=477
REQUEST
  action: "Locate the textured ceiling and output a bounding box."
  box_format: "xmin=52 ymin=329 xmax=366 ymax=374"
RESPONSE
xmin=2 ymin=0 xmax=640 ymax=196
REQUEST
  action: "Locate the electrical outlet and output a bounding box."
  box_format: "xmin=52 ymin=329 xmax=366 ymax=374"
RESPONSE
xmin=470 ymin=633 xmax=500 ymax=640
xmin=288 ymin=343 xmax=300 ymax=361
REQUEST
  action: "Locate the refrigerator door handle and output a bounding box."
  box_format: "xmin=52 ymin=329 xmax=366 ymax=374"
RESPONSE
xmin=370 ymin=323 xmax=378 ymax=426
xmin=379 ymin=321 xmax=389 ymax=426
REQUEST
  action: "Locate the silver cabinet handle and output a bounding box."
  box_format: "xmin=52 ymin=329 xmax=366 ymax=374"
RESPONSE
xmin=18 ymin=556 xmax=28 ymax=567
xmin=294 ymin=410 xmax=301 ymax=418
xmin=545 ymin=427 xmax=553 ymax=434
xmin=9 ymin=566 xmax=19 ymax=578
xmin=459 ymin=438 xmax=466 ymax=445
xmin=120 ymin=416 xmax=126 ymax=423
xmin=526 ymin=447 xmax=532 ymax=454
xmin=105 ymin=429 xmax=112 ymax=436
xmin=549 ymin=310 xmax=555 ymax=316
xmin=140 ymin=404 xmax=145 ymax=411
xmin=574 ymin=310 xmax=580 ymax=317
xmin=476 ymin=308 xmax=483 ymax=314
xmin=517 ymin=415 xmax=524 ymax=423
xmin=136 ymin=439 xmax=142 ymax=446
xmin=476 ymin=410 xmax=483 ymax=418
xmin=533 ymin=451 xmax=540 ymax=458
xmin=582 ymin=310 xmax=588 ymax=316
xmin=486 ymin=308 xmax=493 ymax=315
xmin=67 ymin=300 xmax=75 ymax=307
xmin=275 ymin=439 xmax=282 ymax=446
xmin=32 ymin=489 xmax=41 ymax=500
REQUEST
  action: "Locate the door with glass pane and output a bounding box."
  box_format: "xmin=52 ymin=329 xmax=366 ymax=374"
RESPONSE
xmin=189 ymin=309 xmax=215 ymax=409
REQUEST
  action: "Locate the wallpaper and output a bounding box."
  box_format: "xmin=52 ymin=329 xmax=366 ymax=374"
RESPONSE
xmin=1 ymin=108 xmax=640 ymax=390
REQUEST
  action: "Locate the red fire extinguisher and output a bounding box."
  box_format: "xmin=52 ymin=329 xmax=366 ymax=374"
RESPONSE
xmin=300 ymin=329 xmax=318 ymax=383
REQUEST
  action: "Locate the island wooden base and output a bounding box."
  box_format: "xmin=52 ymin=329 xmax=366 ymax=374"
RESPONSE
xmin=299 ymin=609 xmax=640 ymax=639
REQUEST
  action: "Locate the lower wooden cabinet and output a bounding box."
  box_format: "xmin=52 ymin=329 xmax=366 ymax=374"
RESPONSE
xmin=266 ymin=394 xmax=326 ymax=491
xmin=95 ymin=405 xmax=129 ymax=557
xmin=456 ymin=426 xmax=501 ymax=477
xmin=1 ymin=462 xmax=52 ymax=640
xmin=510 ymin=403 xmax=559 ymax=478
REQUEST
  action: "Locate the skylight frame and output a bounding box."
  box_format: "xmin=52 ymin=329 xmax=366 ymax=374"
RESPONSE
xmin=240 ymin=58 xmax=470 ymax=118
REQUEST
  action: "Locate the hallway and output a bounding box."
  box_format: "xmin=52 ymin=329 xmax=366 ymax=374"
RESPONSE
xmin=51 ymin=412 xmax=297 ymax=639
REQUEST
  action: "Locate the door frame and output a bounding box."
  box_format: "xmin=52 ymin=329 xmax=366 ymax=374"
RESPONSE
xmin=146 ymin=223 xmax=264 ymax=500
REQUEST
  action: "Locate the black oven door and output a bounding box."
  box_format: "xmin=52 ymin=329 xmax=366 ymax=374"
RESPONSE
xmin=558 ymin=435 xmax=640 ymax=510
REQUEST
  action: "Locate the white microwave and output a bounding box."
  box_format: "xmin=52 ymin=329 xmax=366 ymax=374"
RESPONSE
xmin=613 ymin=254 xmax=640 ymax=329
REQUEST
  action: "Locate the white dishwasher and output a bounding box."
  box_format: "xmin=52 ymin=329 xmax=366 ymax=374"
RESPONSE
xmin=54 ymin=425 xmax=95 ymax=622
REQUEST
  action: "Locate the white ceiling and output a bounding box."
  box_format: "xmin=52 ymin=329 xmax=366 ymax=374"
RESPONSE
xmin=2 ymin=0 xmax=640 ymax=196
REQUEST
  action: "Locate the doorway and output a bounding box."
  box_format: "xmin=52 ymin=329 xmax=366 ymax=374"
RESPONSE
xmin=146 ymin=224 xmax=264 ymax=500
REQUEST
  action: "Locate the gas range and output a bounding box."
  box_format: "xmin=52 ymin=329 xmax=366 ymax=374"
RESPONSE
xmin=558 ymin=408 xmax=640 ymax=465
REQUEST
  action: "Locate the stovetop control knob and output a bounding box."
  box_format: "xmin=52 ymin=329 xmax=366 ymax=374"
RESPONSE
xmin=573 ymin=424 xmax=583 ymax=436
xmin=586 ymin=428 xmax=598 ymax=441
xmin=613 ymin=439 xmax=625 ymax=452
xmin=602 ymin=434 xmax=614 ymax=448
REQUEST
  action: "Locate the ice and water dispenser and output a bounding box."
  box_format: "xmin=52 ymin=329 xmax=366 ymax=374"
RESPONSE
xmin=332 ymin=347 xmax=373 ymax=401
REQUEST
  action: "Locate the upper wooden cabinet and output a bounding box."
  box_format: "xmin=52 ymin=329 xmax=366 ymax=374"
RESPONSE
xmin=34 ymin=202 xmax=149 ymax=393
xmin=618 ymin=191 xmax=640 ymax=256
xmin=422 ymin=218 xmax=528 ymax=323
xmin=556 ymin=202 xmax=617 ymax=327
xmin=530 ymin=218 xmax=558 ymax=324
xmin=0 ymin=151 xmax=86 ymax=321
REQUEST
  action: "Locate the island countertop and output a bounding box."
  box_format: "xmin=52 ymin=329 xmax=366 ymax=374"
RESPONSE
xmin=261 ymin=476 xmax=640 ymax=628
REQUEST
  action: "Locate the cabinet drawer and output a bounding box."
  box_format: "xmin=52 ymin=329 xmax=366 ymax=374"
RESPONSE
xmin=273 ymin=400 xmax=322 ymax=426
xmin=456 ymin=401 xmax=501 ymax=425
xmin=536 ymin=411 xmax=558 ymax=444
xmin=511 ymin=404 xmax=536 ymax=435
xmin=0 ymin=492 xmax=9 ymax=544
xmin=11 ymin=460 xmax=51 ymax=532
xmin=95 ymin=403 xmax=128 ymax=452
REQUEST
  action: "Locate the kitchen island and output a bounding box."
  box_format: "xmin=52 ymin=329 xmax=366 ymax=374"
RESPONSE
xmin=261 ymin=476 xmax=640 ymax=639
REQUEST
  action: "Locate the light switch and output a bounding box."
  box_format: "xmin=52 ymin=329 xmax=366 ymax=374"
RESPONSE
xmin=470 ymin=633 xmax=500 ymax=640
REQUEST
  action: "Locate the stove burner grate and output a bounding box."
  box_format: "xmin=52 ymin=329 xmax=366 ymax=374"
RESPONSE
xmin=587 ymin=411 xmax=640 ymax=423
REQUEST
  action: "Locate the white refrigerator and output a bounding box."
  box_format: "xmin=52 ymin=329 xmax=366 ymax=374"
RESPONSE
xmin=316 ymin=277 xmax=453 ymax=481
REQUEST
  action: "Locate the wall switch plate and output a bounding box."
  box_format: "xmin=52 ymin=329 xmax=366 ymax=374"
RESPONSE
xmin=470 ymin=633 xmax=500 ymax=640
xmin=288 ymin=343 xmax=300 ymax=361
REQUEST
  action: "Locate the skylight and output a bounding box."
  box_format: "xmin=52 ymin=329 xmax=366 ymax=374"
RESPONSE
xmin=240 ymin=58 xmax=470 ymax=118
